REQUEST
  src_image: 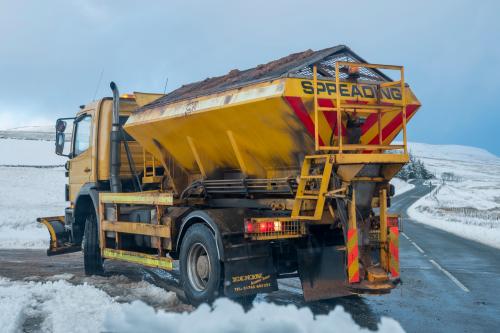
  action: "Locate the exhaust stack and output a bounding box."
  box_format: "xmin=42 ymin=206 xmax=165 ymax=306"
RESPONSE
xmin=109 ymin=82 xmax=122 ymax=193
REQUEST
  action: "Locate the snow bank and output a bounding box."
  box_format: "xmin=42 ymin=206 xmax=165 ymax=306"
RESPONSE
xmin=0 ymin=138 xmax=65 ymax=166
xmin=0 ymin=166 xmax=66 ymax=249
xmin=390 ymin=178 xmax=415 ymax=197
xmin=104 ymin=297 xmax=403 ymax=333
xmin=0 ymin=277 xmax=117 ymax=333
xmin=0 ymin=277 xmax=404 ymax=333
xmin=0 ymin=138 xmax=67 ymax=249
xmin=405 ymin=142 xmax=500 ymax=248
xmin=408 ymin=198 xmax=500 ymax=249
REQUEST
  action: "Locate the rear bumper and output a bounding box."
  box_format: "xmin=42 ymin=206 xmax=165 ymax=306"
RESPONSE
xmin=348 ymin=277 xmax=401 ymax=295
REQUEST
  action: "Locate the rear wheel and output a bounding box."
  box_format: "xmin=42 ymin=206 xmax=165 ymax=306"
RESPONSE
xmin=180 ymin=224 xmax=222 ymax=306
xmin=83 ymin=213 xmax=104 ymax=276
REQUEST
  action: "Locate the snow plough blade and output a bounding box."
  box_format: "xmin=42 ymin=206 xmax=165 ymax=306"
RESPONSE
xmin=37 ymin=216 xmax=80 ymax=256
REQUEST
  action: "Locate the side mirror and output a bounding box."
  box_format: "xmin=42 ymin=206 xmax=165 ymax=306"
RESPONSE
xmin=56 ymin=119 xmax=67 ymax=132
xmin=55 ymin=118 xmax=72 ymax=157
xmin=55 ymin=132 xmax=66 ymax=155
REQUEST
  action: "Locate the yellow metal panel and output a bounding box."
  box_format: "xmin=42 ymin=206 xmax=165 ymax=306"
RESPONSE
xmin=37 ymin=216 xmax=64 ymax=250
xmin=284 ymin=78 xmax=419 ymax=106
xmin=125 ymin=95 xmax=310 ymax=178
xmin=101 ymin=220 xmax=171 ymax=238
xmin=134 ymin=92 xmax=165 ymax=107
xmin=99 ymin=191 xmax=173 ymax=205
xmin=103 ymin=248 xmax=173 ymax=270
xmin=142 ymin=175 xmax=163 ymax=184
xmin=186 ymin=136 xmax=207 ymax=177
xmin=123 ymin=76 xmax=420 ymax=180
xmin=335 ymin=153 xmax=409 ymax=165
xmin=97 ymin=99 xmax=144 ymax=181
xmin=226 ymin=130 xmax=248 ymax=175
xmin=336 ymin=164 xmax=364 ymax=182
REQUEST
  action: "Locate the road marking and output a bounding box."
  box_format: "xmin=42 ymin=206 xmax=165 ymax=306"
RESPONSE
xmin=401 ymin=232 xmax=425 ymax=254
xmin=411 ymin=242 xmax=425 ymax=254
xmin=402 ymin=231 xmax=469 ymax=292
xmin=429 ymin=259 xmax=470 ymax=292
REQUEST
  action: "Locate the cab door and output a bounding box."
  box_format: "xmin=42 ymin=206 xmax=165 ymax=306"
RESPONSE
xmin=68 ymin=113 xmax=94 ymax=202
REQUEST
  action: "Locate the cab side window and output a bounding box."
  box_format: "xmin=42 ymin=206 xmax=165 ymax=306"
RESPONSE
xmin=73 ymin=115 xmax=92 ymax=156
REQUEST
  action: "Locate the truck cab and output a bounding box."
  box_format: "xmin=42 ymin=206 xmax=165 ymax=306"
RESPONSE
xmin=40 ymin=94 xmax=157 ymax=254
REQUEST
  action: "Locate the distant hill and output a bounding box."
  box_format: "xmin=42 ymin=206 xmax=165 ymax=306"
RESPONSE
xmin=0 ymin=125 xmax=55 ymax=141
xmin=406 ymin=142 xmax=500 ymax=249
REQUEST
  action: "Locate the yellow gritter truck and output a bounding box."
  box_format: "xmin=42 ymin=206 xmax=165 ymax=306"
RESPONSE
xmin=38 ymin=45 xmax=420 ymax=305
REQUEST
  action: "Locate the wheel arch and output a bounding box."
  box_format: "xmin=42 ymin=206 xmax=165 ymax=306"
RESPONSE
xmin=73 ymin=183 xmax=100 ymax=243
xmin=176 ymin=210 xmax=225 ymax=261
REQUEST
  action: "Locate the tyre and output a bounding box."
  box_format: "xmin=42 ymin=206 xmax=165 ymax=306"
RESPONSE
xmin=83 ymin=213 xmax=104 ymax=276
xmin=180 ymin=224 xmax=222 ymax=306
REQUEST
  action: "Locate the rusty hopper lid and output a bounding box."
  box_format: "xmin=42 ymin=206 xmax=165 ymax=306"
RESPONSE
xmin=125 ymin=45 xmax=419 ymax=180
xmin=139 ymin=45 xmax=392 ymax=111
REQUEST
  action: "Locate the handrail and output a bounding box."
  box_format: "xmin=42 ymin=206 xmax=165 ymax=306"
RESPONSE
xmin=312 ymin=61 xmax=408 ymax=155
xmin=318 ymin=144 xmax=405 ymax=151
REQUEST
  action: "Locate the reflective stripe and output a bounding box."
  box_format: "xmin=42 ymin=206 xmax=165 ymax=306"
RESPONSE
xmin=103 ymin=248 xmax=173 ymax=270
xmin=389 ymin=227 xmax=399 ymax=278
xmin=347 ymin=229 xmax=360 ymax=283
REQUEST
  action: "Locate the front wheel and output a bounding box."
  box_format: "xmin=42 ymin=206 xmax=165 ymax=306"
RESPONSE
xmin=83 ymin=214 xmax=104 ymax=276
xmin=180 ymin=224 xmax=222 ymax=306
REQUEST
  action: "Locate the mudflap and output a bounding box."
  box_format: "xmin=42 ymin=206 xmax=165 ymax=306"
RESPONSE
xmin=297 ymin=244 xmax=352 ymax=302
xmin=37 ymin=216 xmax=81 ymax=256
xmin=223 ymin=241 xmax=278 ymax=298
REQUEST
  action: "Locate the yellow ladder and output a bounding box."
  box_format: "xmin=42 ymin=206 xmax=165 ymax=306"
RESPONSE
xmin=143 ymin=149 xmax=162 ymax=184
xmin=291 ymin=155 xmax=334 ymax=220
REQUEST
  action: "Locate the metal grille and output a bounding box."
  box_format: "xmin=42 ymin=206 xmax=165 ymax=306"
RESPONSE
xmin=292 ymin=53 xmax=389 ymax=82
xmin=202 ymin=178 xmax=296 ymax=196
xmin=251 ymin=220 xmax=305 ymax=240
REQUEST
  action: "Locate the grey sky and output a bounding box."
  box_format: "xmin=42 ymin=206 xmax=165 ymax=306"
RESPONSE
xmin=1 ymin=0 xmax=499 ymax=154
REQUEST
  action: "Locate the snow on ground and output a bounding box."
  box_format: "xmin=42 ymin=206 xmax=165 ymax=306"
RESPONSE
xmin=0 ymin=139 xmax=65 ymax=166
xmin=105 ymin=298 xmax=404 ymax=333
xmin=0 ymin=277 xmax=116 ymax=333
xmin=0 ymin=276 xmax=182 ymax=333
xmin=390 ymin=178 xmax=415 ymax=197
xmin=0 ymin=277 xmax=404 ymax=333
xmin=406 ymin=142 xmax=500 ymax=248
xmin=0 ymin=166 xmax=66 ymax=248
xmin=0 ymin=138 xmax=66 ymax=249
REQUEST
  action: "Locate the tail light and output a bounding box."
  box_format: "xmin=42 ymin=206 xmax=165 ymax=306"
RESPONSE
xmin=387 ymin=215 xmax=399 ymax=228
xmin=245 ymin=219 xmax=283 ymax=234
xmin=244 ymin=219 xmax=255 ymax=233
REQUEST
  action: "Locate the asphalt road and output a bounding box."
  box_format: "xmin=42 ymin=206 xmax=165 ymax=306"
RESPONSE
xmin=264 ymin=182 xmax=500 ymax=332
xmin=1 ymin=182 xmax=499 ymax=332
xmin=362 ymin=182 xmax=500 ymax=332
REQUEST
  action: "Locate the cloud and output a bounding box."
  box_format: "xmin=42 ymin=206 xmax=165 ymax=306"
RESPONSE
xmin=71 ymin=0 xmax=111 ymax=22
xmin=0 ymin=0 xmax=499 ymax=153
